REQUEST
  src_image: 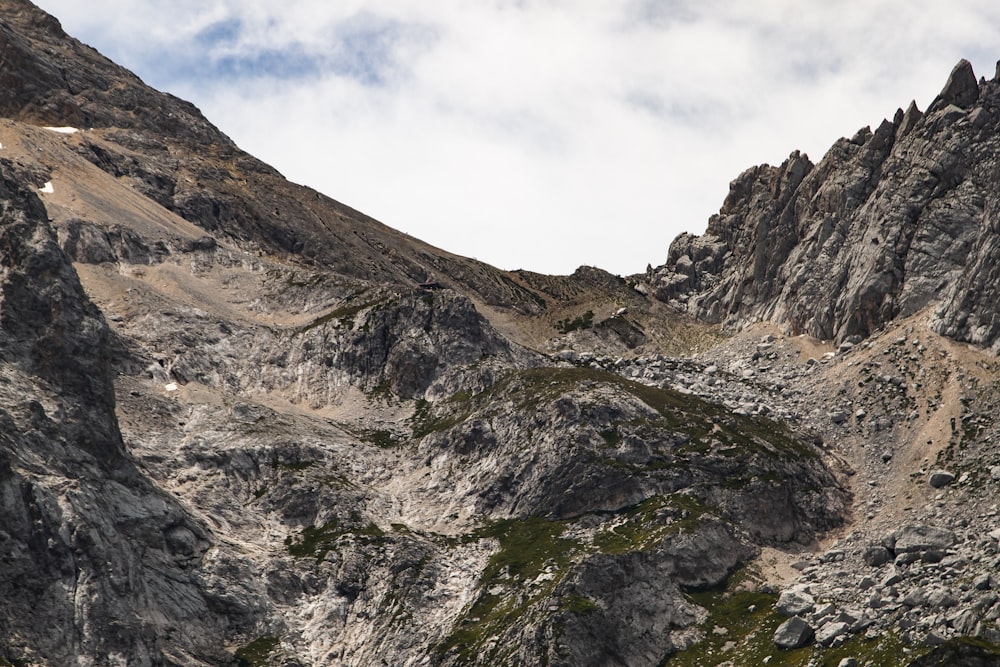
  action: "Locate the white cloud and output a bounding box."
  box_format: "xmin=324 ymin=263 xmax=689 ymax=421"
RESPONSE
xmin=32 ymin=0 xmax=1000 ymax=274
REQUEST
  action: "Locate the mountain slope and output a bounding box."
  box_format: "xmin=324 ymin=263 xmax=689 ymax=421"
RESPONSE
xmin=0 ymin=3 xmax=850 ymax=666
xmin=7 ymin=2 xmax=1000 ymax=666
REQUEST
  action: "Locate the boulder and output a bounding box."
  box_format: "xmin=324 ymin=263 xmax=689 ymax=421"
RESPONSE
xmin=774 ymin=616 xmax=815 ymax=649
xmin=891 ymin=525 xmax=956 ymax=554
xmin=775 ymin=588 xmax=816 ymax=617
xmin=863 ymin=546 xmax=892 ymax=566
xmin=928 ymin=470 xmax=956 ymax=488
xmin=816 ymin=621 xmax=850 ymax=647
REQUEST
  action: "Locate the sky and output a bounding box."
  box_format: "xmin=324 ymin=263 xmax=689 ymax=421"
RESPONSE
xmin=31 ymin=1 xmax=1000 ymax=276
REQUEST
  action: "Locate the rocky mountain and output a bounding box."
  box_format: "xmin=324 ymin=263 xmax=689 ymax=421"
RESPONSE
xmin=3 ymin=1 xmax=1000 ymax=665
xmin=649 ymin=59 xmax=1000 ymax=354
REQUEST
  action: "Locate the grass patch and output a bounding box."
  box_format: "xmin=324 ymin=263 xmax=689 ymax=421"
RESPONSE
xmin=273 ymin=460 xmax=314 ymax=472
xmin=593 ymin=494 xmax=710 ymax=555
xmin=364 ymin=429 xmax=403 ymax=449
xmin=235 ymin=636 xmax=280 ymax=667
xmin=665 ymin=571 xmax=938 ymax=667
xmin=409 ymin=397 xmax=469 ymax=439
xmin=480 ymin=367 xmax=815 ymax=461
xmin=560 ymin=593 xmax=600 ymax=615
xmin=436 ymin=516 xmax=580 ymax=662
xmin=285 ymin=520 xmax=388 ymax=560
xmin=555 ymin=310 xmax=595 ymax=334
xmin=296 ymin=292 xmax=381 ymax=334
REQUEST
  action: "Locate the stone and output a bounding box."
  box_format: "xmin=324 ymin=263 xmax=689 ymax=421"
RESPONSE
xmin=929 ymin=58 xmax=980 ymax=111
xmin=863 ymin=546 xmax=892 ymax=566
xmin=775 ymin=588 xmax=816 ymax=617
xmin=902 ymin=588 xmax=927 ymax=608
xmin=773 ymin=616 xmax=815 ymax=649
xmin=814 ymin=602 xmax=837 ymax=621
xmin=816 ymin=621 xmax=850 ymax=647
xmin=882 ymin=571 xmax=904 ymax=586
xmin=929 ymin=470 xmax=956 ymax=488
xmin=820 ymin=549 xmax=846 ymax=563
xmin=838 ymin=659 xmax=858 ymax=667
xmin=891 ymin=525 xmax=957 ymax=554
xmin=925 ymin=589 xmax=958 ymax=609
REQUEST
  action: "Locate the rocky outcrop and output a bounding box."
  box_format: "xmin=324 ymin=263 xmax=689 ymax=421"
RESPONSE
xmin=649 ymin=59 xmax=1000 ymax=352
xmin=0 ymin=160 xmax=267 ymax=665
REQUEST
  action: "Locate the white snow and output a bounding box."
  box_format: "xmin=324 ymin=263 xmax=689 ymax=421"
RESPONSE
xmin=43 ymin=126 xmax=80 ymax=134
xmin=39 ymin=181 xmax=54 ymax=194
xmin=164 ymin=383 xmax=178 ymax=392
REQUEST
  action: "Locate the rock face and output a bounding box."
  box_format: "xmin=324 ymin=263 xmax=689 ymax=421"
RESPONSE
xmin=648 ymin=59 xmax=1000 ymax=352
xmin=0 ymin=162 xmax=262 ymax=665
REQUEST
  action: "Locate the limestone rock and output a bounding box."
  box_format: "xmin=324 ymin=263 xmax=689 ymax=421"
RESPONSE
xmin=648 ymin=59 xmax=1000 ymax=353
xmin=889 ymin=525 xmax=957 ymax=554
xmin=815 ymin=620 xmax=850 ymax=647
xmin=773 ymin=616 xmax=815 ymax=649
xmin=776 ymin=588 xmax=816 ymax=617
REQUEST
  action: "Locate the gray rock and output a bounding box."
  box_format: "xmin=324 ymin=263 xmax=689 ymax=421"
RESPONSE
xmin=774 ymin=616 xmax=815 ymax=649
xmin=863 ymin=546 xmax=892 ymax=566
xmin=816 ymin=621 xmax=850 ymax=647
xmin=902 ymin=588 xmax=927 ymax=608
xmin=925 ymin=588 xmax=958 ymax=609
xmin=892 ymin=525 xmax=957 ymax=554
xmin=829 ymin=410 xmax=849 ymax=425
xmin=928 ymin=470 xmax=956 ymax=488
xmin=775 ymin=588 xmax=816 ymax=617
xmin=649 ymin=59 xmax=1000 ymax=353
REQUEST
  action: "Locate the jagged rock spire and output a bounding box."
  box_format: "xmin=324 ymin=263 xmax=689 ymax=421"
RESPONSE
xmin=929 ymin=58 xmax=979 ymax=111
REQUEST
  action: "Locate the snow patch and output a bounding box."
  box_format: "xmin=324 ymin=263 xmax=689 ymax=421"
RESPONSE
xmin=43 ymin=126 xmax=80 ymax=134
xmin=39 ymin=181 xmax=54 ymax=194
xmin=164 ymin=383 xmax=178 ymax=392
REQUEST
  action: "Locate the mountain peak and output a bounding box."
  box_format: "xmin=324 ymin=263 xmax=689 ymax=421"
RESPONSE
xmin=928 ymin=58 xmax=980 ymax=112
xmin=0 ymin=0 xmax=229 ymax=145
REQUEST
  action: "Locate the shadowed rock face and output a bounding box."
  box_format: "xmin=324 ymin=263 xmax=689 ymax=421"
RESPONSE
xmin=0 ymin=158 xmax=124 ymax=467
xmin=0 ymin=162 xmax=268 ymax=666
xmin=650 ymin=59 xmax=1000 ymax=351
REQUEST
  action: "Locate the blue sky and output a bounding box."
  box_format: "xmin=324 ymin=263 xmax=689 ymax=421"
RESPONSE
xmin=32 ymin=0 xmax=1000 ymax=275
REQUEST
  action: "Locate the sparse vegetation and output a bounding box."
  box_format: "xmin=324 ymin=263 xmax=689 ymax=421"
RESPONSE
xmin=285 ymin=520 xmax=388 ymax=560
xmin=555 ymin=310 xmax=594 ymax=333
xmin=436 ymin=516 xmax=580 ymax=662
xmin=409 ymin=397 xmax=469 ymax=438
xmin=593 ymin=494 xmax=711 ymax=555
xmin=234 ymin=636 xmax=280 ymax=667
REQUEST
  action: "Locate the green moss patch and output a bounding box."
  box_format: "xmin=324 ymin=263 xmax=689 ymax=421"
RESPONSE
xmin=285 ymin=520 xmax=388 ymax=560
xmin=593 ymin=494 xmax=710 ymax=555
xmin=436 ymin=516 xmax=580 ymax=662
xmin=665 ymin=572 xmax=943 ymax=667
xmin=555 ymin=310 xmax=594 ymax=333
xmin=235 ymin=636 xmax=280 ymax=667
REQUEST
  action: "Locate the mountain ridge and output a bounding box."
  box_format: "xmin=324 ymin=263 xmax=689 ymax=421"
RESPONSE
xmin=647 ymin=58 xmax=1000 ymax=355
